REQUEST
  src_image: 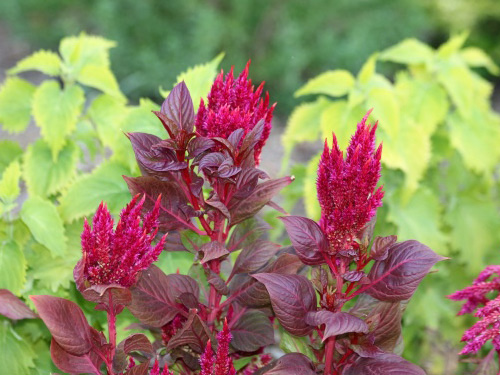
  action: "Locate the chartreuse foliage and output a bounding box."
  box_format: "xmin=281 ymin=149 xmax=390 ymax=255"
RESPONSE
xmin=0 ymin=33 xmax=222 ymax=374
xmin=282 ymin=32 xmax=500 ymax=373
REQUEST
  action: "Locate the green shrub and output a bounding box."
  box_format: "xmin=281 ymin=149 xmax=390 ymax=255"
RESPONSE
xmin=282 ymin=32 xmax=500 ymax=374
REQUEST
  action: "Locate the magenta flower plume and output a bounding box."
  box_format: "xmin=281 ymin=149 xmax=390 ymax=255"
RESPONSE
xmin=195 ymin=61 xmax=275 ymax=164
xmin=150 ymin=358 xmax=174 ymax=375
xmin=200 ymin=339 xmax=215 ymax=375
xmin=80 ymin=194 xmax=167 ymax=287
xmin=448 ymin=265 xmax=500 ymax=354
xmin=317 ymin=110 xmax=384 ymax=254
xmin=199 ymin=320 xmax=236 ymax=375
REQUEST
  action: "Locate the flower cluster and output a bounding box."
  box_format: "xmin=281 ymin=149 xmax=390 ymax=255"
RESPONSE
xmin=449 ymin=265 xmax=500 ymax=354
xmin=200 ymin=320 xmax=236 ymax=375
xmin=150 ymin=359 xmax=174 ymax=375
xmin=195 ymin=61 xmax=275 ymax=164
xmin=80 ymin=194 xmax=167 ymax=287
xmin=316 ymin=110 xmax=384 ymax=254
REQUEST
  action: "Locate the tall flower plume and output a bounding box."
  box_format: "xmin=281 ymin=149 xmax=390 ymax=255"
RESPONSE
xmin=80 ymin=194 xmax=166 ymax=287
xmin=317 ymin=110 xmax=384 ymax=254
xmin=200 ymin=320 xmax=236 ymax=375
xmin=449 ymin=265 xmax=500 ymax=354
xmin=195 ymin=61 xmax=275 ymax=164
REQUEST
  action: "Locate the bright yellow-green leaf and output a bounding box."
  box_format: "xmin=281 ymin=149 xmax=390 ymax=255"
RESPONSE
xmin=320 ymin=100 xmax=367 ymax=150
xmin=379 ymin=38 xmax=434 ymax=65
xmin=59 ymin=160 xmax=132 ymax=222
xmin=88 ymin=94 xmax=129 ymax=149
xmin=304 ymin=153 xmax=321 ymax=220
xmin=386 ymin=188 xmax=448 ymax=255
xmin=23 ymin=139 xmax=79 ymax=197
xmin=357 ymin=53 xmax=378 ymax=85
xmin=437 ymin=66 xmax=475 ymax=117
xmin=437 ymin=31 xmax=469 ymax=59
xmin=0 ymin=77 xmax=35 ymax=133
xmin=0 ymin=323 xmax=36 ymax=375
xmin=59 ymin=33 xmax=115 ymax=74
xmin=445 ymin=194 xmax=500 ymax=274
xmin=8 ymin=50 xmax=61 ymax=76
xmin=295 ymin=70 xmax=355 ymax=98
xmin=282 ymin=97 xmax=331 ymax=168
xmin=0 ymin=160 xmax=21 ymax=203
xmin=0 ymin=140 xmax=22 ymax=175
xmin=77 ymin=64 xmax=125 ymax=100
xmin=21 ymin=196 xmax=67 ymax=257
xmin=0 ymin=241 xmax=26 ymax=295
xmin=367 ymin=87 xmax=400 ymax=138
xmin=32 ymin=81 xmax=85 ymax=159
xmin=460 ymin=46 xmax=500 ymax=75
xmin=280 ymin=326 xmax=316 ymax=361
xmin=163 ymin=53 xmax=224 ymax=111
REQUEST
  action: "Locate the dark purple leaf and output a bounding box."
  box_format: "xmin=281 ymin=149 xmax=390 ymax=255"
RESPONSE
xmin=350 ymin=337 xmax=385 ymax=358
xmin=163 ymin=231 xmax=190 ymax=252
xmin=231 ymin=310 xmax=275 ymax=352
xmin=212 ymin=136 xmax=236 ymax=156
xmin=232 ymin=168 xmax=269 ymax=199
xmin=267 ymin=200 xmax=287 ymax=214
xmin=187 ymin=137 xmax=215 ymax=158
xmin=125 ymin=361 xmax=150 ymax=375
xmin=280 ymin=216 xmax=327 ymax=265
xmin=198 ymin=152 xmax=226 ymax=170
xmin=343 ymin=271 xmax=366 ymax=282
xmin=190 ymin=175 xmax=204 ymax=197
xmin=240 ymin=120 xmax=265 ymax=158
xmin=370 ymin=235 xmax=398 ymax=260
xmin=205 ymin=192 xmax=231 ymax=220
xmin=81 ymin=284 xmax=132 ymax=310
xmin=0 ymin=289 xmax=37 ymax=320
xmin=31 ymin=295 xmax=93 ymax=355
xmin=227 ymin=128 xmax=245 ymax=148
xmin=51 ymin=338 xmax=103 ymax=374
xmin=129 ymin=265 xmax=198 ymax=327
xmin=124 ymin=176 xmax=191 ymax=232
xmin=218 ymin=158 xmax=241 ymax=178
xmin=207 ymin=271 xmax=229 ymax=296
xmin=160 ymin=81 xmax=195 ymax=133
xmin=228 ymin=217 xmax=271 ymax=252
xmin=123 ymin=333 xmax=154 ymax=355
xmin=366 ymin=240 xmax=446 ymax=302
xmin=253 ymin=274 xmax=316 ymax=336
xmin=165 ymin=309 xmax=213 ymax=353
xmin=263 ymin=353 xmax=316 ymax=375
xmin=232 ymin=240 xmax=280 ymax=275
xmin=368 ymin=302 xmax=403 ymax=352
xmin=200 ymin=241 xmax=229 ymax=263
xmin=305 ymin=311 xmax=368 ymax=340
xmin=343 ymin=354 xmax=425 ymax=375
xmin=229 ymin=176 xmax=294 ymax=225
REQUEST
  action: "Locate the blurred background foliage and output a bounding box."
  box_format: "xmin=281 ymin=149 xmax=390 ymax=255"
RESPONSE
xmin=5 ymin=0 xmax=500 ymax=115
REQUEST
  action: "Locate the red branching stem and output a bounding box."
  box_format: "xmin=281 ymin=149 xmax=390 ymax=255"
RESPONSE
xmin=106 ymin=293 xmax=117 ymax=375
xmin=324 ymin=336 xmax=336 ymax=375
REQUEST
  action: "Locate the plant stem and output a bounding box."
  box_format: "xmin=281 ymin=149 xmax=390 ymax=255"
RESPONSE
xmin=106 ymin=292 xmax=117 ymax=375
xmin=324 ymin=336 xmax=335 ymax=375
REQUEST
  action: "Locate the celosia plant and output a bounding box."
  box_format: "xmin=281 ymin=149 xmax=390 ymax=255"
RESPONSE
xmin=0 ymin=63 xmax=443 ymax=374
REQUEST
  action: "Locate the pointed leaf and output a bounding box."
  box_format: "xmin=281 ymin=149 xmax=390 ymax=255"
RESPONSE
xmin=165 ymin=309 xmax=212 ymax=353
xmin=50 ymin=338 xmax=102 ymax=374
xmin=161 ymin=81 xmax=195 ymax=133
xmin=0 ymin=160 xmax=21 ymax=203
xmin=379 ymin=38 xmax=434 ymax=65
xmin=8 ymin=50 xmax=61 ymax=76
xmin=264 ymin=353 xmax=316 ymax=375
xmin=295 ymin=70 xmax=355 ymax=97
xmin=305 ymin=311 xmax=368 ymax=340
xmin=280 ymin=216 xmax=327 ymax=265
xmin=231 ymin=310 xmax=274 ymax=352
xmin=0 ymin=323 xmax=36 ymax=375
xmin=232 ymin=240 xmax=280 ymax=275
xmin=0 ymin=241 xmax=26 ymax=295
xmin=228 ymin=217 xmax=271 ymax=252
xmin=344 ymin=354 xmax=425 ymax=375
xmin=200 ymin=241 xmax=229 ymax=263
xmin=77 ymin=64 xmax=124 ymax=100
xmin=0 ymin=289 xmax=37 ymax=320
xmin=0 ymin=77 xmax=35 ymax=133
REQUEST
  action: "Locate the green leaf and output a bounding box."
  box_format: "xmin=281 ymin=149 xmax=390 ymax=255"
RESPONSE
xmin=379 ymin=38 xmax=434 ymax=65
xmin=437 ymin=31 xmax=469 ymax=59
xmin=20 ymin=196 xmax=67 ymax=257
xmin=8 ymin=50 xmax=61 ymax=76
xmin=437 ymin=66 xmax=477 ymax=117
xmin=279 ymin=326 xmax=316 ymax=362
xmin=282 ymin=97 xmax=331 ymax=168
xmin=59 ymin=160 xmax=132 ymax=222
xmin=0 ymin=140 xmax=22 ymax=175
xmin=445 ymin=194 xmax=500 ymax=274
xmin=386 ymin=187 xmax=448 ymax=255
xmin=357 ymin=53 xmax=378 ymax=85
xmin=163 ymin=53 xmax=224 ymax=111
xmin=447 ymin=110 xmax=500 ymax=175
xmin=32 ymin=81 xmax=85 ymax=158
xmin=303 ymin=153 xmax=321 ymax=220
xmin=460 ymin=47 xmax=500 ymax=75
xmin=77 ymin=64 xmax=125 ymax=100
xmin=0 ymin=241 xmax=26 ymax=295
xmin=0 ymin=160 xmax=21 ymax=203
xmin=367 ymin=87 xmax=400 ymax=139
xmin=155 ymin=251 xmax=194 ymax=275
xmin=23 ymin=139 xmax=79 ymax=197
xmin=0 ymin=322 xmax=36 ymax=375
xmin=0 ymin=77 xmax=35 ymax=133
xmin=295 ymin=70 xmax=355 ymax=98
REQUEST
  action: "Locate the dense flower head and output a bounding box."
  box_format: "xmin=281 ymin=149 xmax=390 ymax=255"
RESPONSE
xmin=150 ymin=358 xmax=174 ymax=375
xmin=317 ymin=110 xmax=384 ymax=254
xmin=81 ymin=194 xmax=166 ymax=287
xmin=195 ymin=61 xmax=275 ymax=164
xmin=448 ymin=265 xmax=500 ymax=354
xmin=200 ymin=320 xmax=236 ymax=375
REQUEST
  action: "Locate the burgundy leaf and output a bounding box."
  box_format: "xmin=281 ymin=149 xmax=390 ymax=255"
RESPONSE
xmin=239 ymin=120 xmax=265 ymax=159
xmin=229 ymin=176 xmax=294 ymax=225
xmin=0 ymin=289 xmax=37 ymax=320
xmin=81 ymin=284 xmax=132 ymax=310
xmin=161 ymin=81 xmax=195 ymax=133
xmin=343 ymin=271 xmax=366 ymax=282
xmin=125 ymin=361 xmax=150 ymax=375
xmin=50 ymin=338 xmax=103 ymax=374
xmin=163 ymin=231 xmax=190 ymax=252
xmin=198 ymin=152 xmax=226 ymax=170
xmin=124 ymin=175 xmax=191 ymax=232
xmin=31 ymin=295 xmax=93 ymax=355
xmin=231 ymin=310 xmax=274 ymax=352
xmin=187 ymin=136 xmax=215 ymax=158
xmin=165 ymin=309 xmax=213 ymax=353
xmin=263 ymin=353 xmax=316 ymax=375
xmin=200 ymin=241 xmax=229 ymax=263
xmin=280 ymin=216 xmax=327 ymax=265
xmin=350 ymin=337 xmax=385 ymax=358
xmin=129 ymin=265 xmax=198 ymax=327
xmin=205 ymin=192 xmax=231 ymax=221
xmin=218 ymin=159 xmax=241 ymax=178
xmin=232 ymin=168 xmax=269 ymax=199
xmin=123 ymin=333 xmax=154 ymax=355
xmin=370 ymin=235 xmax=398 ymax=260
xmin=343 ymin=354 xmax=425 ymax=375
xmin=227 ymin=128 xmax=245 ymax=148
xmin=253 ymin=274 xmax=317 ymax=336
xmin=212 ymin=136 xmax=236 ymax=156
xmin=232 ymin=240 xmax=280 ymax=275
xmin=305 ymin=311 xmax=368 ymax=341
xmin=207 ymin=271 xmax=229 ymax=296
xmin=366 ymin=240 xmax=446 ymax=302
xmin=228 ymin=217 xmax=271 ymax=252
